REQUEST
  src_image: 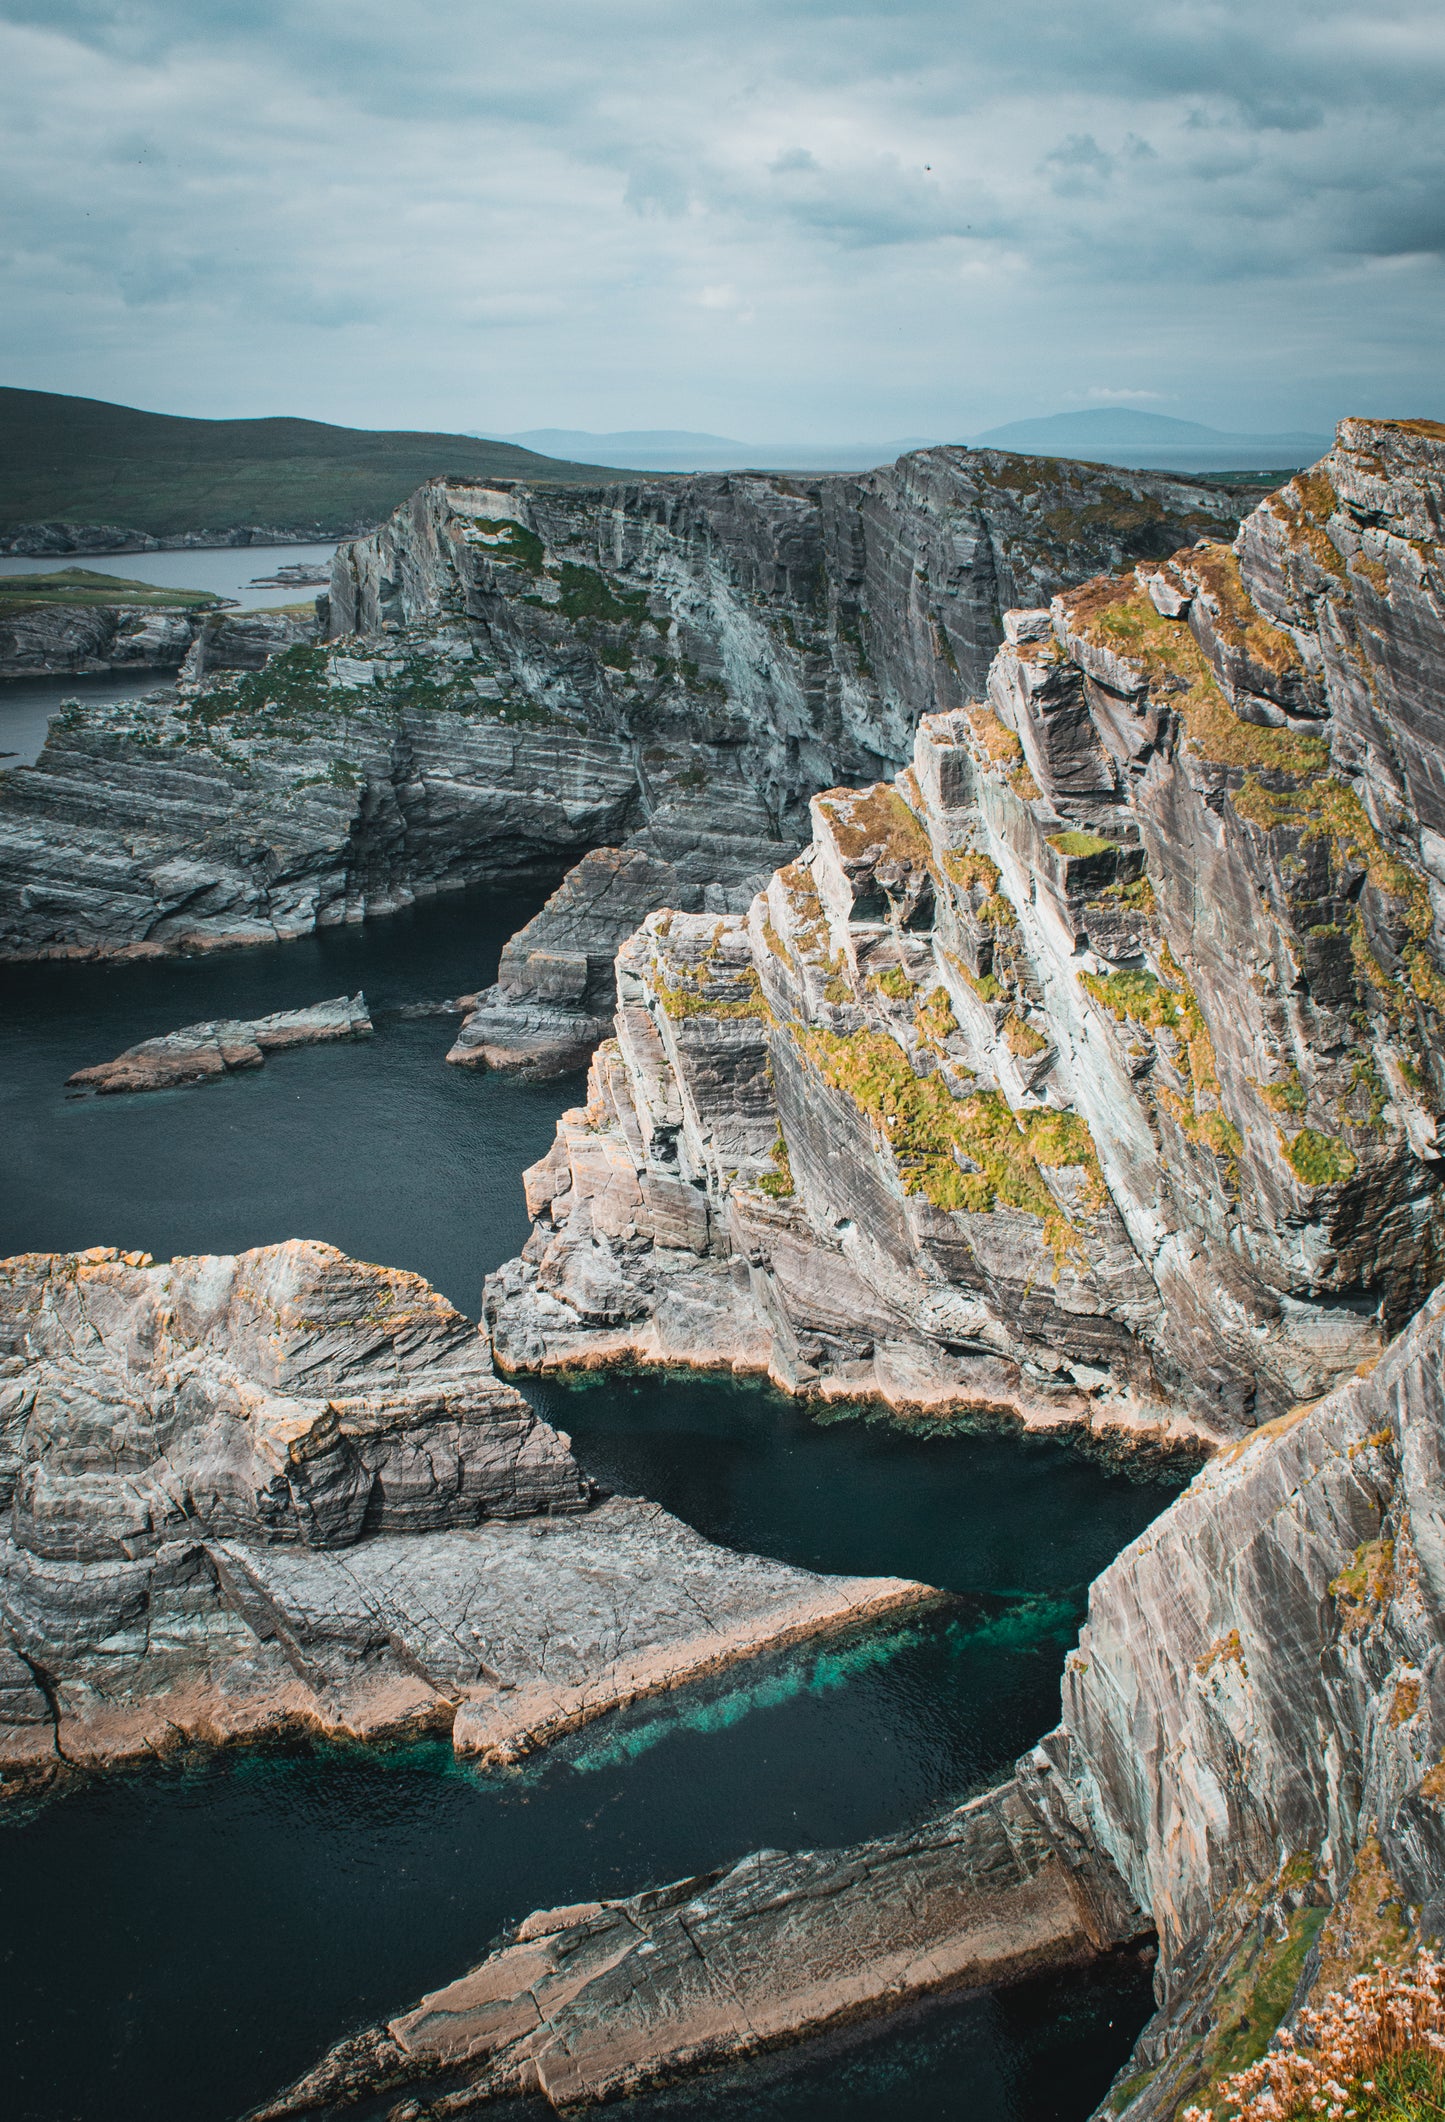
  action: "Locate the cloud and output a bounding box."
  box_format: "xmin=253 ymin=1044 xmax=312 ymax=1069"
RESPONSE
xmin=0 ymin=0 xmax=1439 ymax=440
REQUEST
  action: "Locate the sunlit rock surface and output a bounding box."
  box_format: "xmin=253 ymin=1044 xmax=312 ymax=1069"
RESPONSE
xmin=0 ymin=1243 xmax=927 ymax=1780
xmin=1038 ymin=1278 xmax=1445 ymax=2117
xmin=489 ymin=420 xmax=1445 ymax=1436
xmin=261 ymin=1223 xmax=1445 ymax=2122
xmin=250 ymin=1778 xmax=1144 ymax=2119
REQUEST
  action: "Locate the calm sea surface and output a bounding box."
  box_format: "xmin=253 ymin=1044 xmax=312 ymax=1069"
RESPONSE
xmin=0 ymin=885 xmax=1170 ymax=2122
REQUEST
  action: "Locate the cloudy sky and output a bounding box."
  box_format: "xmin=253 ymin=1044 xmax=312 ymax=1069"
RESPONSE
xmin=1 ymin=0 xmax=1441 ymax=442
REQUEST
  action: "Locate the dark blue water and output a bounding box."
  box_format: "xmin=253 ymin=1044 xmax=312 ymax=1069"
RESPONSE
xmin=0 ymin=889 xmax=1170 ymax=2122
xmin=0 ymin=881 xmax=575 ymax=1307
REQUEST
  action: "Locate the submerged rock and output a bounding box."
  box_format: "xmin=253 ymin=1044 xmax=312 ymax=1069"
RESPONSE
xmin=488 ymin=419 xmax=1445 ymax=1438
xmin=0 ymin=1242 xmax=930 ymax=1782
xmin=64 ymin=992 xmax=373 ymax=1092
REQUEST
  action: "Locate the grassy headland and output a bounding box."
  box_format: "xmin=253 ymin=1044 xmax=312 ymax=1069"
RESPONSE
xmin=0 ymin=388 xmax=638 ymax=540
xmin=0 ymin=567 xmax=224 ymax=611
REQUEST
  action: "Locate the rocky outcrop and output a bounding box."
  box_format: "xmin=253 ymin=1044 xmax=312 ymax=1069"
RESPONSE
xmin=259 ymin=1232 xmax=1445 ymax=2122
xmin=0 ymin=1242 xmax=930 ymax=1782
xmin=0 ymin=601 xmax=201 ymax=678
xmin=0 ymin=600 xmax=316 ymax=681
xmin=446 ymin=846 xmax=702 ymax=1078
xmin=0 ymin=452 xmax=1249 ymax=960
xmin=1033 ymin=1277 xmax=1445 ymax=2117
xmin=251 ymin=1779 xmax=1144 ymax=2119
xmin=488 ymin=419 xmax=1445 ymax=1438
xmin=176 ymin=607 xmax=319 ymax=681
xmin=64 ymin=993 xmax=372 ymax=1093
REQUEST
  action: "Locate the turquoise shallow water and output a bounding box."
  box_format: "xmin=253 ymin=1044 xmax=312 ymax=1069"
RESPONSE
xmin=0 ymin=888 xmax=1171 ymax=2122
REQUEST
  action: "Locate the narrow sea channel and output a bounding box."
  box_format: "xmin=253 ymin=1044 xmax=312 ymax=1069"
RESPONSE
xmin=0 ymin=884 xmax=1172 ymax=2122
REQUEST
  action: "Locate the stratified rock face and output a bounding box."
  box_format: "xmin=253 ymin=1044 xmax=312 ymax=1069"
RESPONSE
xmin=249 ymin=1778 xmax=1143 ymax=2121
xmin=488 ymin=420 xmax=1445 ymax=1435
xmin=1033 ymin=1280 xmax=1445 ymax=2120
xmin=177 ymin=607 xmax=319 ymax=681
xmin=64 ymin=992 xmax=372 ymax=1093
xmin=0 ymin=452 xmax=1247 ymax=959
xmin=446 ymin=846 xmax=700 ymax=1079
xmin=0 ymin=601 xmax=315 ymax=681
xmin=0 ymin=602 xmax=199 ymax=678
xmin=0 ymin=1244 xmax=928 ymax=1776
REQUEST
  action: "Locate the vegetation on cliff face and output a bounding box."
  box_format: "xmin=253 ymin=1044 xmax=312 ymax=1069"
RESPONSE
xmin=1183 ymin=1948 xmax=1445 ymax=2122
xmin=1063 ymin=567 xmax=1331 ymax=777
xmin=796 ymin=1022 xmax=1100 ymax=1263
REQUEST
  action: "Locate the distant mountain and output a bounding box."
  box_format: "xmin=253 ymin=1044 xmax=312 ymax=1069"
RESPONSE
xmin=0 ymin=389 xmax=637 ymax=539
xmin=503 ymin=428 xmax=744 ymax=453
xmin=969 ymin=408 xmax=1331 ymax=471
xmin=495 ymin=428 xmax=946 ymax=473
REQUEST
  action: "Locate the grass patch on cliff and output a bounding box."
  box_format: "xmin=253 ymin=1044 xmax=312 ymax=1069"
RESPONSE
xmin=1081 ymin=949 xmax=1244 ymax=1166
xmin=1280 ymin=1127 xmax=1357 ymax=1188
xmin=465 ymin=518 xmax=546 ymax=573
xmin=1048 ymin=829 xmax=1115 ymax=859
xmin=797 ymin=1023 xmax=1100 ymax=1263
xmin=757 ymin=1134 xmax=795 ymax=1198
xmin=820 ymin=783 xmax=934 ymax=870
xmin=655 ymin=961 xmax=771 ymax=1023
xmin=555 ymin=562 xmax=652 ymax=628
xmin=1061 ymin=570 xmax=1330 ymax=777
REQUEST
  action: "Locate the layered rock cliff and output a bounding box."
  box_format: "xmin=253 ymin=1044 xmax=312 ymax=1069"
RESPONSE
xmin=0 ymin=450 xmax=1247 ymax=959
xmin=0 ymin=1242 xmax=928 ymax=1784
xmin=259 ymin=1274 xmax=1445 ymax=2121
xmin=0 ymin=602 xmax=315 ymax=681
xmin=488 ymin=418 xmax=1445 ymax=1439
xmin=1035 ymin=1278 xmax=1445 ymax=2118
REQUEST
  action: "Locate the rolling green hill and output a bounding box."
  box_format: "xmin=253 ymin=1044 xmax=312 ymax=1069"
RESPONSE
xmin=0 ymin=389 xmax=637 ymax=539
xmin=0 ymin=566 xmax=223 ymax=611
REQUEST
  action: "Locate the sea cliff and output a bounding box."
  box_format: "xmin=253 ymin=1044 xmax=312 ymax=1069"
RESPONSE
xmin=252 ymin=1285 xmax=1445 ymax=2119
xmin=0 ymin=448 xmax=1247 ymax=959
xmin=487 ymin=419 xmax=1445 ymax=1434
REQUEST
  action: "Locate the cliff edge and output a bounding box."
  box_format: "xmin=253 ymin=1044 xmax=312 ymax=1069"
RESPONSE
xmin=487 ymin=418 xmax=1445 ymax=1434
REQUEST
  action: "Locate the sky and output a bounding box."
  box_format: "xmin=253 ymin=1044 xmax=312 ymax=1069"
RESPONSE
xmin=0 ymin=0 xmax=1441 ymax=443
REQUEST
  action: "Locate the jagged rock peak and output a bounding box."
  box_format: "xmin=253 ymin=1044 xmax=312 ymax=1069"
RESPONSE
xmin=488 ymin=419 xmax=1445 ymax=1434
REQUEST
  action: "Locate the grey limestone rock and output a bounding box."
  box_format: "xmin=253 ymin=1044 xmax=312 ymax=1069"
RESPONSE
xmin=0 ymin=1242 xmax=929 ymax=1780
xmin=0 ymin=598 xmax=316 ymax=682
xmin=0 ymin=451 xmax=1249 ymax=960
xmin=447 ymin=845 xmax=702 ymax=1078
xmin=259 ymin=1211 xmax=1445 ymax=2122
xmin=488 ymin=420 xmax=1445 ymax=1439
xmin=249 ymin=1776 xmax=1142 ymax=2118
xmin=64 ymin=992 xmax=372 ymax=1092
xmin=1043 ymin=1278 xmax=1445 ymax=2118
